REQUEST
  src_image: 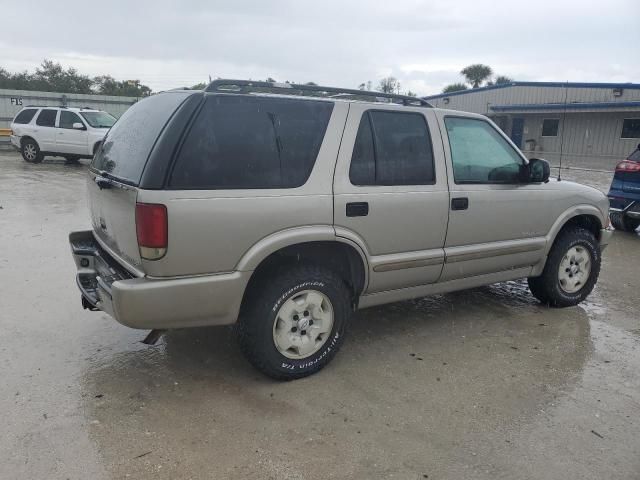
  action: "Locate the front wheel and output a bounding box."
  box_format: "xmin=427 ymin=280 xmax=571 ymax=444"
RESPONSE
xmin=237 ymin=264 xmax=351 ymax=380
xmin=528 ymin=227 xmax=601 ymax=307
xmin=21 ymin=139 xmax=43 ymax=163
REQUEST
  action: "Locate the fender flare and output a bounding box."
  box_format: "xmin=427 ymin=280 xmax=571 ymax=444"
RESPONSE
xmin=544 ymin=204 xmax=605 ymax=254
xmin=235 ymin=226 xmax=371 ymax=291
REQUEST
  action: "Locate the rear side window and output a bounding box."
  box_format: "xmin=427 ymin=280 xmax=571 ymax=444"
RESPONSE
xmin=349 ymin=111 xmax=435 ymax=186
xmin=36 ymin=109 xmax=57 ymax=127
xmin=169 ymin=95 xmax=334 ymax=189
xmin=92 ymin=92 xmax=191 ymax=184
xmin=13 ymin=109 xmax=38 ymax=124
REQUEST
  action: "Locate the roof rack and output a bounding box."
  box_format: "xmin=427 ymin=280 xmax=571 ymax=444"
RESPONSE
xmin=205 ymin=79 xmax=432 ymax=107
xmin=25 ymin=105 xmax=67 ymax=109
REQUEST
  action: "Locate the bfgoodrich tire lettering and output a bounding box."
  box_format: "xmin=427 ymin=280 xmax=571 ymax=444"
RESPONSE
xmin=237 ymin=264 xmax=351 ymax=380
xmin=528 ymin=227 xmax=601 ymax=307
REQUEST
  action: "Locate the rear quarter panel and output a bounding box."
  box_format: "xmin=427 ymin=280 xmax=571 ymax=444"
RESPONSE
xmin=137 ymin=102 xmax=349 ymax=277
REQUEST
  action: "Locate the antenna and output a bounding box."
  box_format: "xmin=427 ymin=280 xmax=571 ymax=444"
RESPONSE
xmin=557 ymin=81 xmax=569 ymax=181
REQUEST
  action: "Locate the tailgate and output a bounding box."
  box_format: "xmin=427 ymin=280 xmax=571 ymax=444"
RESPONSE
xmin=87 ymin=171 xmax=142 ymax=270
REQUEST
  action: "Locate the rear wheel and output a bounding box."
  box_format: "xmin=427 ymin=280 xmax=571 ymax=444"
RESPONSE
xmin=237 ymin=264 xmax=351 ymax=380
xmin=610 ymin=211 xmax=640 ymax=232
xmin=528 ymin=227 xmax=601 ymax=307
xmin=21 ymin=139 xmax=43 ymax=163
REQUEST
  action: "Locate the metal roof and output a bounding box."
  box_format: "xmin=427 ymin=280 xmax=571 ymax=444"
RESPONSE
xmin=423 ymin=81 xmax=640 ymax=101
xmin=490 ymin=101 xmax=640 ymax=112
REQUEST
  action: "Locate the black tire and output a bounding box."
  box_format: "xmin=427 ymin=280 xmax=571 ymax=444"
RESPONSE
xmin=21 ymin=138 xmax=43 ymax=163
xmin=528 ymin=227 xmax=601 ymax=308
xmin=237 ymin=264 xmax=351 ymax=380
xmin=610 ymin=211 xmax=640 ymax=232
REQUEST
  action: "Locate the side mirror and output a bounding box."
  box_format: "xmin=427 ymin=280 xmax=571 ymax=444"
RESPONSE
xmin=72 ymin=122 xmax=85 ymax=130
xmin=528 ymin=158 xmax=550 ymax=183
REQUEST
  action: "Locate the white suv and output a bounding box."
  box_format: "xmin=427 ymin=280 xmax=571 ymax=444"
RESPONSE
xmin=10 ymin=106 xmax=117 ymax=163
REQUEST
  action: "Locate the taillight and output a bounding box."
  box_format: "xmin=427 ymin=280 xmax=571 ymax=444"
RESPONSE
xmin=135 ymin=203 xmax=167 ymax=260
xmin=615 ymin=160 xmax=640 ymax=172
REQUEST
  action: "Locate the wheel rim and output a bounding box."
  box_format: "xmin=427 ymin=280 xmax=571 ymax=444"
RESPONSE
xmin=24 ymin=144 xmax=37 ymax=160
xmin=558 ymin=245 xmax=592 ymax=294
xmin=272 ymin=289 xmax=334 ymax=359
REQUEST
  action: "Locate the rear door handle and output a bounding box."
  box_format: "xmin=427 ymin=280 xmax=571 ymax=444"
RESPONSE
xmin=451 ymin=197 xmax=469 ymax=210
xmin=346 ymin=202 xmax=369 ymax=217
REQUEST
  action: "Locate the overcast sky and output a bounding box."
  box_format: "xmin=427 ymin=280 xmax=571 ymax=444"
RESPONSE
xmin=1 ymin=0 xmax=639 ymax=96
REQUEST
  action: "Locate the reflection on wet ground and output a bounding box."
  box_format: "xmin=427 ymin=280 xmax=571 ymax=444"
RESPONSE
xmin=1 ymin=154 xmax=638 ymax=479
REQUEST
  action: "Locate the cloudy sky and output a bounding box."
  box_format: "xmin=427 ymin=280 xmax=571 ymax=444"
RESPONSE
xmin=1 ymin=0 xmax=639 ymax=96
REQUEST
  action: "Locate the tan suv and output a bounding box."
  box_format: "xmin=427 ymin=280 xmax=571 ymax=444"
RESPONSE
xmin=70 ymin=80 xmax=611 ymax=379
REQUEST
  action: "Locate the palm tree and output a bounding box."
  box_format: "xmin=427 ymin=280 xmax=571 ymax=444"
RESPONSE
xmin=461 ymin=64 xmax=493 ymax=88
xmin=442 ymin=83 xmax=468 ymax=93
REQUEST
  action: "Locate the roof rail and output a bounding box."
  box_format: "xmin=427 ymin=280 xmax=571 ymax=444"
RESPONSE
xmin=205 ymin=79 xmax=433 ymax=107
xmin=25 ymin=105 xmax=66 ymax=109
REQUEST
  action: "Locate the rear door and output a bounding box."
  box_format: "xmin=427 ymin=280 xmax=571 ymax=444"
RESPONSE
xmin=333 ymin=104 xmax=449 ymax=293
xmin=89 ymin=91 xmax=194 ymax=271
xmin=56 ymin=110 xmax=89 ymax=155
xmin=34 ymin=109 xmax=58 ymax=151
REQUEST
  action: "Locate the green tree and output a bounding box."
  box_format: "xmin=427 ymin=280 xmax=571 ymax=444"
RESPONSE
xmin=93 ymin=75 xmax=151 ymax=97
xmin=460 ymin=64 xmax=493 ymax=88
xmin=378 ymin=77 xmax=400 ymax=94
xmin=442 ymin=83 xmax=468 ymax=93
xmin=190 ymin=82 xmax=207 ymax=90
xmin=405 ymin=90 xmax=417 ymax=97
xmin=34 ymin=60 xmax=93 ymax=93
xmin=494 ymin=75 xmax=513 ymax=85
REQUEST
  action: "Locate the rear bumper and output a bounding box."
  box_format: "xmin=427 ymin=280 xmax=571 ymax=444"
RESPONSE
xmin=10 ymin=135 xmax=20 ymax=150
xmin=70 ymin=230 xmax=250 ymax=329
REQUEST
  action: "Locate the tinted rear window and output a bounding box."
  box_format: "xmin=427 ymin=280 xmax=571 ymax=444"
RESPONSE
xmin=349 ymin=111 xmax=435 ymax=186
xmin=14 ymin=109 xmax=38 ymax=124
xmin=169 ymin=95 xmax=334 ymax=189
xmin=36 ymin=109 xmax=57 ymax=127
xmin=92 ymin=92 xmax=191 ymax=184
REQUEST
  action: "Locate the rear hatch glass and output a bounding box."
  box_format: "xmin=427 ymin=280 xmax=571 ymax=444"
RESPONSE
xmin=92 ymin=91 xmax=191 ymax=185
xmin=88 ymin=92 xmax=192 ymax=270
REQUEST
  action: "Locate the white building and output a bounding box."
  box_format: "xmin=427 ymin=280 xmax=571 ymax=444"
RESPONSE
xmin=424 ymin=82 xmax=640 ymax=170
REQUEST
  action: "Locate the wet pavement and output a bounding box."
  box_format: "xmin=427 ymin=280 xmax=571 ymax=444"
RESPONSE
xmin=1 ymin=152 xmax=638 ymax=480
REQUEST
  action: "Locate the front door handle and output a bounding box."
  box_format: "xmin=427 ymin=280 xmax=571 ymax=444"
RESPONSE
xmin=346 ymin=202 xmax=369 ymax=217
xmin=451 ymin=197 xmax=469 ymax=210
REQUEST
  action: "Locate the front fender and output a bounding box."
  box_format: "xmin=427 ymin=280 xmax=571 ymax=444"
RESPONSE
xmin=544 ymin=204 xmax=605 ymax=255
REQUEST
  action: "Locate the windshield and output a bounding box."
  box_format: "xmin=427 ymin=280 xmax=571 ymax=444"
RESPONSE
xmin=80 ymin=111 xmax=117 ymax=129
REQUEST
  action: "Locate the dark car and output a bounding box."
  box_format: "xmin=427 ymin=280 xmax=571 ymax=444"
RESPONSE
xmin=608 ymin=144 xmax=640 ymax=233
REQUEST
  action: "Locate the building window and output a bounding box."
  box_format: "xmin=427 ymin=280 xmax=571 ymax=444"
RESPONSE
xmin=621 ymin=119 xmax=640 ymax=139
xmin=541 ymin=119 xmax=559 ymax=137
